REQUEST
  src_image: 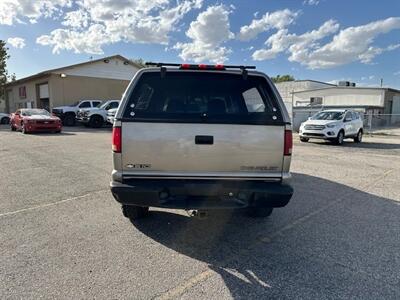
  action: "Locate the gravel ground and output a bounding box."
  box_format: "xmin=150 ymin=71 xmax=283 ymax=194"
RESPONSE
xmin=1 ymin=125 xmax=399 ymax=299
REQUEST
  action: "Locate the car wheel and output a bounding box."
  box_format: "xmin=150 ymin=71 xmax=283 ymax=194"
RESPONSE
xmin=247 ymin=206 xmax=273 ymax=218
xmin=122 ymin=205 xmax=149 ymax=220
xmin=335 ymin=130 xmax=344 ymax=145
xmin=63 ymin=114 xmax=76 ymax=126
xmin=1 ymin=117 xmax=10 ymax=124
xmin=89 ymin=115 xmax=103 ymax=128
xmin=10 ymin=123 xmax=16 ymax=131
xmin=300 ymin=137 xmax=309 ymax=142
xmin=354 ymin=130 xmax=363 ymax=143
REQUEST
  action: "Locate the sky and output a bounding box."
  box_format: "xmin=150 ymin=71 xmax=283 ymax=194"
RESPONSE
xmin=1 ymin=0 xmax=400 ymax=89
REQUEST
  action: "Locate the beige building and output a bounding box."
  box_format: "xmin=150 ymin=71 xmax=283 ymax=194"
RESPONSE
xmin=4 ymin=55 xmax=141 ymax=113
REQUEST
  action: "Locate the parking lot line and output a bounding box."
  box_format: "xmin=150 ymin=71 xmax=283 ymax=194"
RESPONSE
xmin=155 ymin=167 xmax=395 ymax=299
xmin=0 ymin=189 xmax=109 ymax=218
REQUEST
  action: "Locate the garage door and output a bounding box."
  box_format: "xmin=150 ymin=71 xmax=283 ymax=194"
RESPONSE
xmin=39 ymin=84 xmax=49 ymax=98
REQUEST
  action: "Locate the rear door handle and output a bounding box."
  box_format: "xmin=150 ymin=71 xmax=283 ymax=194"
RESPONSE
xmin=195 ymin=135 xmax=214 ymax=145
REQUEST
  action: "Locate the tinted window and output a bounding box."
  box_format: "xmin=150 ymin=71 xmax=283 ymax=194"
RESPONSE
xmin=109 ymin=102 xmax=119 ymax=109
xmin=79 ymin=101 xmax=91 ymax=108
xmin=123 ymin=72 xmax=282 ymax=125
xmin=92 ymin=101 xmax=102 ymax=107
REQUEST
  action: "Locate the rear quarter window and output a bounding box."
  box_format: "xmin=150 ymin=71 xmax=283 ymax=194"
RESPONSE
xmin=122 ymin=71 xmax=283 ymax=125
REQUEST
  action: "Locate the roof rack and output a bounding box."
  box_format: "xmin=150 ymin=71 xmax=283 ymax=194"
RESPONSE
xmin=146 ymin=62 xmax=256 ymax=69
xmin=144 ymin=62 xmax=256 ymax=79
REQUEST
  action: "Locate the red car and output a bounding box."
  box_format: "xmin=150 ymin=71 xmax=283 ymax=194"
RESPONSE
xmin=10 ymin=109 xmax=62 ymax=134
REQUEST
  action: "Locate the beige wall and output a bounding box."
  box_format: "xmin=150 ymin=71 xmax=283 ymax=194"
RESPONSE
xmin=49 ymin=74 xmax=130 ymax=107
xmin=5 ymin=74 xmax=130 ymax=112
xmin=293 ymin=88 xmax=385 ymax=108
xmin=5 ymin=76 xmax=50 ymax=113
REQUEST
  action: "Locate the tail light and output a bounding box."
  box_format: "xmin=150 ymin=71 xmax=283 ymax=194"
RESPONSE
xmin=284 ymin=130 xmax=293 ymax=156
xmin=112 ymin=126 xmax=122 ymax=153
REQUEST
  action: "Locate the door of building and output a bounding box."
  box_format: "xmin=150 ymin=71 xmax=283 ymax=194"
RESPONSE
xmin=37 ymin=83 xmax=50 ymax=111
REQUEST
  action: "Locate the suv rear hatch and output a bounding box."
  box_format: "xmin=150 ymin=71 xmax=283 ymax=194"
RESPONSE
xmin=118 ymin=69 xmax=287 ymax=180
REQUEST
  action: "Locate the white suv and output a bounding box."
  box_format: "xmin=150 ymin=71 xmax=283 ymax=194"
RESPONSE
xmin=299 ymin=110 xmax=363 ymax=145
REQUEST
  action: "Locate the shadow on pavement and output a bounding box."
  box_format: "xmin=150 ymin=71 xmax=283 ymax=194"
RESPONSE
xmin=302 ymin=139 xmax=400 ymax=150
xmin=131 ymin=173 xmax=400 ymax=299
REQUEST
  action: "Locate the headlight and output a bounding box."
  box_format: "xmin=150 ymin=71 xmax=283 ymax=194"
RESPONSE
xmin=326 ymin=123 xmax=336 ymax=128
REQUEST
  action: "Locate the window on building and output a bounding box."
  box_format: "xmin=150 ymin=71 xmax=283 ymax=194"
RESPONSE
xmin=310 ymin=97 xmax=323 ymax=105
xmin=19 ymin=86 xmax=27 ymax=99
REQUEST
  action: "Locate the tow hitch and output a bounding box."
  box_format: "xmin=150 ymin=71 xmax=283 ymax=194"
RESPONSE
xmin=188 ymin=210 xmax=208 ymax=219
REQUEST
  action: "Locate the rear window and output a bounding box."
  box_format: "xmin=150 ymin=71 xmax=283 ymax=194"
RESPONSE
xmin=122 ymin=72 xmax=283 ymax=125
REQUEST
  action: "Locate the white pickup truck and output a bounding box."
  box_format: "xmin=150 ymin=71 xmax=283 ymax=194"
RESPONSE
xmin=52 ymin=100 xmax=102 ymax=126
xmin=76 ymin=100 xmax=120 ymax=128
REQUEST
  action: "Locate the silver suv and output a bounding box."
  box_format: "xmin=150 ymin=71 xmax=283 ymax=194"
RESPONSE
xmin=110 ymin=63 xmax=294 ymax=220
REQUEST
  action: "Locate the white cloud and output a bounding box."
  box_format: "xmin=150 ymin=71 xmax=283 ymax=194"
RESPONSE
xmin=394 ymin=71 xmax=400 ymax=76
xmin=0 ymin=0 xmax=72 ymax=25
xmin=253 ymin=19 xmax=339 ymax=61
xmin=37 ymin=24 xmax=108 ymax=54
xmin=173 ymin=5 xmax=234 ymax=63
xmin=62 ymin=9 xmax=89 ymax=28
xmin=36 ymin=0 xmax=203 ymax=54
xmin=252 ymin=17 xmax=400 ymax=69
xmin=303 ymin=0 xmax=320 ymax=5
xmin=238 ymin=9 xmax=299 ymax=41
xmin=7 ymin=37 xmax=26 ymax=49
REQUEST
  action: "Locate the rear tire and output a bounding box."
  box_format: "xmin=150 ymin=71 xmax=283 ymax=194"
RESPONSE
xmin=247 ymin=207 xmax=273 ymax=218
xmin=334 ymin=130 xmax=344 ymax=145
xmin=89 ymin=115 xmax=103 ymax=128
xmin=63 ymin=114 xmax=75 ymax=126
xmin=354 ymin=130 xmax=363 ymax=143
xmin=122 ymin=205 xmax=149 ymax=221
xmin=300 ymin=137 xmax=309 ymax=142
xmin=10 ymin=123 xmax=16 ymax=131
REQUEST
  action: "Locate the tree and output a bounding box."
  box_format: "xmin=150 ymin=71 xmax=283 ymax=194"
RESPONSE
xmin=0 ymin=40 xmax=11 ymax=110
xmin=130 ymin=58 xmax=146 ymax=68
xmin=271 ymin=74 xmax=295 ymax=83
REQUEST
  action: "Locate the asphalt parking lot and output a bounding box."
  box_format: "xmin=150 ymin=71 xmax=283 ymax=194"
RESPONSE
xmin=1 ymin=125 xmax=400 ymax=299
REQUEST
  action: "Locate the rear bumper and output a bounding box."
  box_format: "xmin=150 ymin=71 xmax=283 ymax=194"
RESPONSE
xmin=110 ymin=178 xmax=293 ymax=209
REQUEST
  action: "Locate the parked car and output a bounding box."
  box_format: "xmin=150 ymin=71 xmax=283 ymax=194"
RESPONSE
xmin=299 ymin=109 xmax=363 ymax=145
xmin=0 ymin=112 xmax=10 ymax=124
xmin=76 ymin=100 xmax=120 ymax=128
xmin=10 ymin=109 xmax=62 ymax=134
xmin=106 ymin=108 xmax=118 ymax=125
xmin=52 ymin=100 xmax=102 ymax=126
xmin=110 ymin=63 xmax=294 ymax=221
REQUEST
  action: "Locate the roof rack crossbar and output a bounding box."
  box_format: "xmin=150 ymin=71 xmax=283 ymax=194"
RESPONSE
xmin=145 ymin=62 xmax=256 ymax=70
